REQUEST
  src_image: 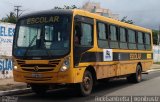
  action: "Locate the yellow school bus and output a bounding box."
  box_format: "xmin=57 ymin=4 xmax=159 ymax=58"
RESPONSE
xmin=12 ymin=9 xmax=153 ymax=96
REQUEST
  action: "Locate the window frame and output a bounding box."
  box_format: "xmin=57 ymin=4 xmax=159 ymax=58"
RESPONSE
xmin=127 ymin=29 xmax=137 ymax=50
xmin=109 ymin=24 xmax=119 ymax=49
xmin=95 ymin=19 xmax=152 ymax=51
xmin=136 ymin=31 xmax=145 ymax=50
xmin=119 ymin=27 xmax=127 ymax=43
xmin=119 ymin=27 xmax=128 ymax=49
xmin=74 ymin=15 xmax=94 ymax=47
xmin=80 ymin=22 xmax=93 ymax=46
xmin=97 ymin=22 xmax=108 ymax=40
xmin=144 ymin=33 xmax=151 ymax=50
xmin=96 ymin=21 xmax=109 ymax=48
xmin=109 ymin=25 xmax=119 ymax=41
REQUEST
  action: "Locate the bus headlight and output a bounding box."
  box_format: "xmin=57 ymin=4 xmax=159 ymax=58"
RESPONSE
xmin=14 ymin=66 xmax=18 ymax=70
xmin=60 ymin=57 xmax=70 ymax=72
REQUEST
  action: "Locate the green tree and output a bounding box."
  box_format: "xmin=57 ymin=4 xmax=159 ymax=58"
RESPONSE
xmin=1 ymin=12 xmax=16 ymax=24
xmin=54 ymin=5 xmax=79 ymax=9
xmin=121 ymin=16 xmax=134 ymax=24
xmin=152 ymin=30 xmax=159 ymax=45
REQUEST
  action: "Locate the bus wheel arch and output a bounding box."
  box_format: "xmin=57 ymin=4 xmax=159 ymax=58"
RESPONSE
xmin=137 ymin=62 xmax=142 ymax=71
xmin=77 ymin=65 xmax=96 ymax=96
xmin=85 ymin=65 xmax=97 ymax=85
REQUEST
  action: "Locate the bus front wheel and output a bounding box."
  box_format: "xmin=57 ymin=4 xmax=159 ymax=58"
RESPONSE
xmin=78 ymin=70 xmax=93 ymax=96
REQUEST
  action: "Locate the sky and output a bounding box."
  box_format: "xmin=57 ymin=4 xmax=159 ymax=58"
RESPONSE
xmin=0 ymin=0 xmax=160 ymax=30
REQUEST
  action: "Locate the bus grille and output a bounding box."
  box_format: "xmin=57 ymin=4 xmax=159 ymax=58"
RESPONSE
xmin=16 ymin=60 xmax=25 ymax=65
xmin=16 ymin=59 xmax=61 ymax=72
xmin=21 ymin=64 xmax=56 ymax=67
xmin=22 ymin=67 xmax=54 ymax=72
xmin=24 ymin=76 xmax=52 ymax=81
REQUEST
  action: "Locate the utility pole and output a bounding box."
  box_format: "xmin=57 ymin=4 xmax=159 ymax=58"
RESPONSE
xmin=14 ymin=5 xmax=22 ymax=20
xmin=157 ymin=26 xmax=160 ymax=45
xmin=159 ymin=25 xmax=160 ymax=45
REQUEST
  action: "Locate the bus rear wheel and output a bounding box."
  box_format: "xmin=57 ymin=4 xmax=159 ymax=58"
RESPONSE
xmin=127 ymin=65 xmax=142 ymax=83
xmin=78 ymin=70 xmax=93 ymax=96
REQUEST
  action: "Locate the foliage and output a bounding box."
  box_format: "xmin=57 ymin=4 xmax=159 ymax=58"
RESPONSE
xmin=120 ymin=17 xmax=159 ymax=45
xmin=1 ymin=12 xmax=16 ymax=24
xmin=121 ymin=16 xmax=134 ymax=24
xmin=54 ymin=5 xmax=79 ymax=9
xmin=152 ymin=30 xmax=159 ymax=45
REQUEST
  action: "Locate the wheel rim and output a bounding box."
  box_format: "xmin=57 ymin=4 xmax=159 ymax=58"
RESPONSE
xmin=82 ymin=76 xmax=92 ymax=91
xmin=137 ymin=69 xmax=142 ymax=81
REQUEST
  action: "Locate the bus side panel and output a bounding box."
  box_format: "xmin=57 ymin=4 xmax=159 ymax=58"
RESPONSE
xmin=118 ymin=63 xmax=137 ymax=76
xmin=96 ymin=62 xmax=140 ymax=79
xmin=142 ymin=61 xmax=153 ymax=72
xmin=96 ymin=64 xmax=117 ymax=79
xmin=73 ymin=67 xmax=86 ymax=83
xmin=96 ymin=63 xmax=137 ymax=80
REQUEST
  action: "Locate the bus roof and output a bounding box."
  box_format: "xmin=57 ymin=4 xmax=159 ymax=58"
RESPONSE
xmin=18 ymin=9 xmax=73 ymax=19
xmin=18 ymin=9 xmax=151 ymax=33
xmin=72 ymin=9 xmax=151 ymax=33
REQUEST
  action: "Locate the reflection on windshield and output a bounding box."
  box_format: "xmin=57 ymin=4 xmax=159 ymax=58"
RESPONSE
xmin=18 ymin=25 xmax=41 ymax=47
xmin=14 ymin=16 xmax=71 ymax=58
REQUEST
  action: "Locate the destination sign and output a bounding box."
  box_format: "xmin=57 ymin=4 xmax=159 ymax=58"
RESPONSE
xmin=26 ymin=16 xmax=60 ymax=24
xmin=130 ymin=53 xmax=142 ymax=60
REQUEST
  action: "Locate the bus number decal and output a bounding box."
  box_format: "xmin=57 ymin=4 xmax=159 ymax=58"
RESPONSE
xmin=103 ymin=49 xmax=113 ymax=61
xmin=130 ymin=53 xmax=141 ymax=60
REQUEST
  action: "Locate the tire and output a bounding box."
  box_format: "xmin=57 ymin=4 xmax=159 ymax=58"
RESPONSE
xmin=78 ymin=70 xmax=93 ymax=96
xmin=31 ymin=84 xmax=48 ymax=95
xmin=127 ymin=65 xmax=142 ymax=83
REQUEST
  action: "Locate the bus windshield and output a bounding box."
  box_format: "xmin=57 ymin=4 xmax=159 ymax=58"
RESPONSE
xmin=13 ymin=15 xmax=71 ymax=59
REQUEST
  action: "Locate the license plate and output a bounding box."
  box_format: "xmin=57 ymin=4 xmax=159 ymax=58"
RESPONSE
xmin=32 ymin=73 xmax=42 ymax=78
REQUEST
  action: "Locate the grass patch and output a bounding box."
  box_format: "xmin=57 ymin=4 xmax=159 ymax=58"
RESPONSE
xmin=154 ymin=62 xmax=160 ymax=64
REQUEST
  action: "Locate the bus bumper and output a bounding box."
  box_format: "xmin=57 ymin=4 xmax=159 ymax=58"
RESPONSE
xmin=13 ymin=70 xmax=74 ymax=84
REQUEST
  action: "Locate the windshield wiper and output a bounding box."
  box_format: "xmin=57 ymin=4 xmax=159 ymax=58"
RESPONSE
xmin=43 ymin=45 xmax=52 ymax=59
xmin=23 ymin=34 xmax=38 ymax=58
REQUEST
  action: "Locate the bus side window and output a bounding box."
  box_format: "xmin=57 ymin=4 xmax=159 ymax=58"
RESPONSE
xmin=74 ymin=22 xmax=93 ymax=46
xmin=97 ymin=22 xmax=109 ymax=48
xmin=137 ymin=32 xmax=145 ymax=50
xmin=119 ymin=27 xmax=128 ymax=49
xmin=81 ymin=23 xmax=93 ymax=46
xmin=144 ymin=33 xmax=151 ymax=50
xmin=128 ymin=29 xmax=137 ymax=49
xmin=74 ymin=23 xmax=81 ymax=45
xmin=109 ymin=25 xmax=119 ymax=48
